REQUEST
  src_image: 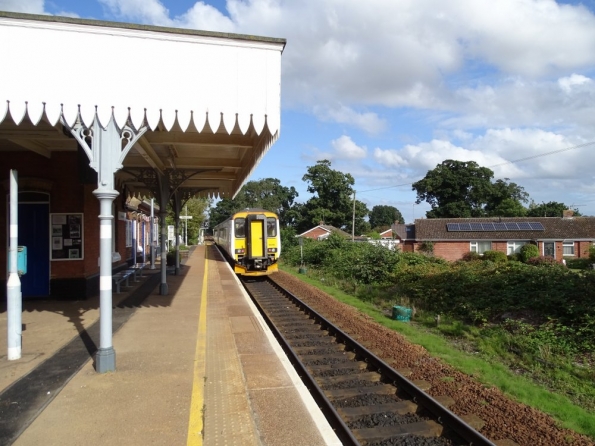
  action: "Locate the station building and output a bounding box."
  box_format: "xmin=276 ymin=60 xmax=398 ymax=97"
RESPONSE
xmin=0 ymin=11 xmax=285 ymax=371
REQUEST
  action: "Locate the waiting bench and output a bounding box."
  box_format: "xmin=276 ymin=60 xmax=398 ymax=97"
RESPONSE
xmin=130 ymin=263 xmax=147 ymax=278
xmin=113 ymin=269 xmax=136 ymax=294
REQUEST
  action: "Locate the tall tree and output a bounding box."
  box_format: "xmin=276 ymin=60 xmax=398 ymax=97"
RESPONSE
xmin=485 ymin=179 xmax=529 ymax=217
xmin=369 ymin=205 xmax=404 ymax=229
xmin=412 ymin=160 xmax=528 ymax=218
xmin=208 ymin=178 xmax=299 ymax=228
xmin=298 ymin=160 xmax=368 ymax=233
xmin=527 ymin=201 xmax=582 ymax=217
xmin=413 ymin=160 xmax=528 ymax=218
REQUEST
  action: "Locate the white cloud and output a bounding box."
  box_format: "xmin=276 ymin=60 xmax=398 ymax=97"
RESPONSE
xmin=331 ymin=135 xmax=367 ymax=160
xmin=558 ymin=74 xmax=592 ymax=93
xmin=313 ymin=104 xmax=386 ymax=135
xmin=0 ymin=0 xmax=45 ymax=14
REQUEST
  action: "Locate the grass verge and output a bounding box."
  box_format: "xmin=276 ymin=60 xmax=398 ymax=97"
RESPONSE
xmin=280 ymin=265 xmax=595 ymax=439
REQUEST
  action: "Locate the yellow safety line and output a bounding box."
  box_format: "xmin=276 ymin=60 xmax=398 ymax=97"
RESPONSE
xmin=187 ymin=251 xmax=209 ymax=446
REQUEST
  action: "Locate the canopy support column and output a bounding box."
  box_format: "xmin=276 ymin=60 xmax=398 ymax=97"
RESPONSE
xmin=157 ymin=173 xmax=170 ymax=295
xmin=7 ymin=169 xmax=21 ymax=361
xmin=68 ymin=113 xmax=146 ymax=373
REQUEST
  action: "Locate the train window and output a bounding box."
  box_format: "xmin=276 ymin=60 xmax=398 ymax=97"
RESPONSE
xmin=235 ymin=218 xmax=246 ymax=238
xmin=267 ymin=217 xmax=277 ymax=237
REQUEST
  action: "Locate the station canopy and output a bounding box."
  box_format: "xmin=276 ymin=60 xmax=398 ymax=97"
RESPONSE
xmin=0 ymin=11 xmax=285 ymax=198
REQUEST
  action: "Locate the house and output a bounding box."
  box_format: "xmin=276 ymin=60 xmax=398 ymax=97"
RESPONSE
xmin=392 ymin=215 xmax=595 ymax=262
xmin=297 ymin=224 xmax=352 ymax=241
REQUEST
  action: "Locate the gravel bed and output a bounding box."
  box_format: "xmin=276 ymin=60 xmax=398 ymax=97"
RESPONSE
xmin=271 ymin=271 xmax=595 ymax=446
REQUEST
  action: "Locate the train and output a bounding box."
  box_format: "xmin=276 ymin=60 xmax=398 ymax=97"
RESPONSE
xmin=212 ymin=208 xmax=281 ymax=276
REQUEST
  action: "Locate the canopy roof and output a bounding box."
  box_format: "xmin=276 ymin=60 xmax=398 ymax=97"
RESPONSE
xmin=0 ymin=11 xmax=285 ymax=198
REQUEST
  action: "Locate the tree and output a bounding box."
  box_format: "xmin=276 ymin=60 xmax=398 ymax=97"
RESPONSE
xmin=298 ymin=160 xmax=368 ymax=233
xmin=208 ymin=178 xmax=299 ymax=228
xmin=369 ymin=205 xmax=404 ymax=229
xmin=412 ymin=160 xmax=528 ymax=218
xmin=527 ymin=201 xmax=582 ymax=217
xmin=166 ymin=196 xmax=210 ymax=244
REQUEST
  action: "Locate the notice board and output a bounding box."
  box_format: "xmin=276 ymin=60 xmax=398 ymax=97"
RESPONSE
xmin=50 ymin=213 xmax=84 ymax=260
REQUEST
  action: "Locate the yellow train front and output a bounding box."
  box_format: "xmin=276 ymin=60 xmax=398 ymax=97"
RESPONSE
xmin=213 ymin=209 xmax=281 ymax=276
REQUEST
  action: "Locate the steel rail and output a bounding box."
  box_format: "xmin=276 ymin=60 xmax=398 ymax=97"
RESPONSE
xmin=241 ymin=278 xmax=360 ymax=446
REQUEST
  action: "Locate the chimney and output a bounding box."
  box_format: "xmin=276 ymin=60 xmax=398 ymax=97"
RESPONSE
xmin=563 ymin=209 xmax=574 ymax=219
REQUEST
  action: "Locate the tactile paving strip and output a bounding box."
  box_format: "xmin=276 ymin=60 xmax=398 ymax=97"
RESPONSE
xmin=203 ymin=258 xmax=260 ymax=446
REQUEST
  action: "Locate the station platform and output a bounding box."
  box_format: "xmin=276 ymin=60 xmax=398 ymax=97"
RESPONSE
xmin=0 ymin=245 xmax=341 ymax=446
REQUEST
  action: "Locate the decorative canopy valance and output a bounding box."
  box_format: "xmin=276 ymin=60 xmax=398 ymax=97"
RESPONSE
xmin=0 ymin=11 xmax=285 ymax=199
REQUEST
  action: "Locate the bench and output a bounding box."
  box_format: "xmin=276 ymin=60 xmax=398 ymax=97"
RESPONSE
xmin=113 ymin=269 xmax=135 ymax=293
xmin=130 ymin=263 xmax=147 ymax=278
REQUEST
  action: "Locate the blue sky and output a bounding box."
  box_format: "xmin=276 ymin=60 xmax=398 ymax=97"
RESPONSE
xmin=3 ymin=0 xmax=595 ymax=221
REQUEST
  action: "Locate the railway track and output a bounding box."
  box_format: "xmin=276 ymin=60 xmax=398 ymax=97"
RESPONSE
xmin=241 ymin=277 xmax=500 ymax=446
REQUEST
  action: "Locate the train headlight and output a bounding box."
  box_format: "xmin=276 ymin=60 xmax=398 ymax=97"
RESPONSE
xmin=235 ymin=248 xmax=245 ymax=254
xmin=267 ymin=248 xmax=277 ymax=253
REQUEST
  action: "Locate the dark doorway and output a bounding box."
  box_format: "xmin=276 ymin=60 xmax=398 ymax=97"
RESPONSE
xmin=17 ymin=193 xmax=50 ymax=297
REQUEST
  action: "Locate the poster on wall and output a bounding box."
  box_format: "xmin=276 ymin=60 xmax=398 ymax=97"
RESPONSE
xmin=50 ymin=213 xmax=84 ymax=260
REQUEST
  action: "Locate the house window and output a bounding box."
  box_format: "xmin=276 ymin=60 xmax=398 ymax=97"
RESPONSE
xmin=563 ymin=241 xmax=575 ymax=256
xmin=470 ymin=241 xmax=492 ymax=254
xmin=507 ymin=241 xmax=526 ymax=255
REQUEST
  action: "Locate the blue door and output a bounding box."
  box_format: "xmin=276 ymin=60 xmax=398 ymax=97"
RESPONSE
xmin=18 ymin=201 xmax=50 ymax=297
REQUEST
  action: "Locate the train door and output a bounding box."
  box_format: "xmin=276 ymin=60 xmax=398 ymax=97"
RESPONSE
xmin=247 ymin=214 xmax=266 ymax=258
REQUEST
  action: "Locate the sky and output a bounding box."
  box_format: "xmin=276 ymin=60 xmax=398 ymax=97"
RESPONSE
xmin=3 ymin=0 xmax=595 ymax=222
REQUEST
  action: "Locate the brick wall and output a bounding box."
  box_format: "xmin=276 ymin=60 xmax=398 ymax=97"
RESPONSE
xmin=1 ymin=151 xmax=131 ymax=298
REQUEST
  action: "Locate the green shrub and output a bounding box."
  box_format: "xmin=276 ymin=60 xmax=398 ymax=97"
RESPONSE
xmin=483 ymin=250 xmax=507 ymax=263
xmin=565 ymin=258 xmax=592 ymax=270
xmin=526 ymin=256 xmax=563 ymax=268
xmin=166 ymin=250 xmax=181 ymax=266
xmin=419 ymin=241 xmax=434 ymax=254
xmin=461 ymin=251 xmax=481 ymax=262
xmin=520 ymin=244 xmax=540 ymax=263
xmin=507 ymin=253 xmax=522 ymax=262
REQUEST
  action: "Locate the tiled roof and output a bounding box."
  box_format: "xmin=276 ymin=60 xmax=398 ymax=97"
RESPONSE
xmin=298 ymin=225 xmax=351 ymax=238
xmin=414 ymin=217 xmax=595 ymax=240
xmin=392 ymin=223 xmax=415 ymax=240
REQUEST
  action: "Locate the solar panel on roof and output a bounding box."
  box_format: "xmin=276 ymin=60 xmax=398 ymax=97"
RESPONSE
xmin=446 ymin=221 xmax=546 ymax=232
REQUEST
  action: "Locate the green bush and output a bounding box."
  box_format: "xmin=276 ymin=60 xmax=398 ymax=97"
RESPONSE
xmin=482 ymin=250 xmax=507 ymax=263
xmin=166 ymin=250 xmax=181 ymax=266
xmin=461 ymin=251 xmax=481 ymax=262
xmin=526 ymin=256 xmax=563 ymax=268
xmin=565 ymin=258 xmax=592 ymax=270
xmin=520 ymin=244 xmax=540 ymax=263
xmin=507 ymin=253 xmax=522 ymax=262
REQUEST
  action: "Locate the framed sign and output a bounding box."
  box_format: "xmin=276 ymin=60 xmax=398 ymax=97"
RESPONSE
xmin=50 ymin=213 xmax=84 ymax=260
